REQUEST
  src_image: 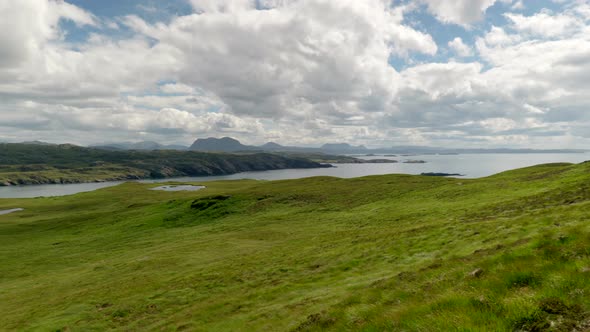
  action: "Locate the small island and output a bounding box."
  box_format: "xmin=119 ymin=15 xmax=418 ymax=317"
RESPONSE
xmin=420 ymin=172 xmax=464 ymax=177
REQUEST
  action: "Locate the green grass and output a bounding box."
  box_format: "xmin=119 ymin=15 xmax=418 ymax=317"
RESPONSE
xmin=2 ymin=162 xmax=590 ymax=331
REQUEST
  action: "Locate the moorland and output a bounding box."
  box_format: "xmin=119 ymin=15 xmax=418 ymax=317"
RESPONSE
xmin=1 ymin=162 xmax=590 ymax=331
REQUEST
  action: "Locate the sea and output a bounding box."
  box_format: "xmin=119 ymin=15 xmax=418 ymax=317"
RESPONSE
xmin=0 ymin=153 xmax=588 ymax=198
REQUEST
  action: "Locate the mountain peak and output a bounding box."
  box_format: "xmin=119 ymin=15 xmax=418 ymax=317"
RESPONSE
xmin=190 ymin=137 xmax=253 ymax=152
xmin=261 ymin=142 xmax=284 ymax=150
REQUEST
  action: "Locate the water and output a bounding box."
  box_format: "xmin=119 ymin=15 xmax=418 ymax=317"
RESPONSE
xmin=0 ymin=153 xmax=587 ymax=198
xmin=0 ymin=182 xmax=123 ymax=199
xmin=151 ymin=185 xmax=206 ymax=192
xmin=0 ymin=208 xmax=23 ymax=215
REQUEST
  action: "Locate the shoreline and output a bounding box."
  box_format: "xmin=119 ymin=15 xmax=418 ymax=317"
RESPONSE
xmin=0 ymin=164 xmax=335 ymax=187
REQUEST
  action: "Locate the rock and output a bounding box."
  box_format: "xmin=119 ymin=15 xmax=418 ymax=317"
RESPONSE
xmin=364 ymin=159 xmax=398 ymax=164
xmin=469 ymin=268 xmax=484 ymax=278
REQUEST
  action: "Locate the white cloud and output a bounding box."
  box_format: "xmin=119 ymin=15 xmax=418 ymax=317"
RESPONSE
xmin=189 ymin=0 xmax=256 ymax=13
xmin=2 ymin=0 xmax=590 ymax=148
xmin=124 ymin=0 xmax=437 ymax=120
xmin=511 ymin=0 xmax=525 ymax=11
xmin=0 ymin=0 xmax=440 ymax=146
xmin=159 ymin=83 xmax=196 ymax=95
xmin=479 ymin=26 xmax=521 ymax=47
xmin=419 ymin=0 xmax=498 ymax=26
xmin=0 ymin=0 xmax=95 ymax=68
xmin=505 ymin=10 xmax=583 ymax=38
xmin=448 ymin=37 xmax=473 ymax=57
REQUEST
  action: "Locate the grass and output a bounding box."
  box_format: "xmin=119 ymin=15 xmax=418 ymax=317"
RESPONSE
xmin=1 ymin=162 xmax=590 ymax=331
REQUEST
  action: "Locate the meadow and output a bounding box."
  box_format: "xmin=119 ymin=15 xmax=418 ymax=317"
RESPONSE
xmin=1 ymin=162 xmax=590 ymax=331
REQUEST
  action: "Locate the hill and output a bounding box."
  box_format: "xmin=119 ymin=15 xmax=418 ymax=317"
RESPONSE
xmin=0 ymin=143 xmax=328 ymax=186
xmin=91 ymin=141 xmax=187 ymax=151
xmin=189 ymin=137 xmax=256 ymax=152
xmin=186 ymin=137 xmax=587 ymax=155
xmin=1 ymin=162 xmax=590 ymax=330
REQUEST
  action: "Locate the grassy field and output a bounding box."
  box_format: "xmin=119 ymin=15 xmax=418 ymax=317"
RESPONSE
xmin=1 ymin=162 xmax=590 ymax=331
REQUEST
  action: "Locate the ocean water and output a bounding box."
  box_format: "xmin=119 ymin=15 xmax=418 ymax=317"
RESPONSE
xmin=0 ymin=153 xmax=587 ymax=198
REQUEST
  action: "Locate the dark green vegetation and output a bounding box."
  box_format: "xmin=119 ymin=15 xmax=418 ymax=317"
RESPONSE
xmin=2 ymin=162 xmax=590 ymax=331
xmin=0 ymin=143 xmax=328 ymax=186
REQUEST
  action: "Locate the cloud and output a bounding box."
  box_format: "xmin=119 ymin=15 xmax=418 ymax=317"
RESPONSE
xmin=0 ymin=0 xmax=439 ymax=145
xmin=124 ymin=0 xmax=437 ymax=119
xmin=1 ymin=0 xmax=590 ymax=148
xmin=0 ymin=0 xmax=95 ymax=68
xmin=448 ymin=37 xmax=473 ymax=57
xmin=504 ymin=10 xmax=584 ymax=38
xmin=418 ymin=0 xmax=498 ymax=26
xmin=480 ymin=26 xmax=521 ymax=46
xmin=188 ymin=0 xmax=255 ymax=13
xmin=511 ymin=0 xmax=525 ymax=11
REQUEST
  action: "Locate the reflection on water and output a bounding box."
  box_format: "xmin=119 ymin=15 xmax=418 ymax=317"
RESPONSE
xmin=0 ymin=153 xmax=588 ymax=198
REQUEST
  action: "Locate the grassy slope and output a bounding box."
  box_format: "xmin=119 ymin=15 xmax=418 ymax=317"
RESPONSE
xmin=1 ymin=163 xmax=590 ymax=331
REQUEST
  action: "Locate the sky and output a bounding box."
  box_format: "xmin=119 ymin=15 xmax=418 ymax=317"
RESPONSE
xmin=1 ymin=0 xmax=590 ymax=148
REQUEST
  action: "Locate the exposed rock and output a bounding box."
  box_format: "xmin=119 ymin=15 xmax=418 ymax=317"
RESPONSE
xmin=469 ymin=268 xmax=484 ymax=278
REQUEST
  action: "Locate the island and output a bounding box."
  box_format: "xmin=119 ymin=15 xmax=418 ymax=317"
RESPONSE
xmin=420 ymin=172 xmax=464 ymax=177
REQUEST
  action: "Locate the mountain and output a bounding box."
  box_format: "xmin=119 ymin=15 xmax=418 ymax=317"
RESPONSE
xmin=98 ymin=137 xmax=587 ymax=155
xmin=189 ymin=138 xmax=372 ymax=154
xmin=260 ymin=142 xmax=285 ymax=151
xmin=189 ymin=137 xmax=257 ymax=152
xmin=321 ymin=143 xmax=368 ymax=153
xmin=92 ymin=141 xmax=187 ymax=151
xmin=20 ymin=140 xmax=55 ymax=146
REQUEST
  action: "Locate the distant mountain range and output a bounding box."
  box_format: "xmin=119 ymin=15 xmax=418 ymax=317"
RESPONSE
xmin=18 ymin=138 xmax=588 ymax=155
xmin=187 ymin=137 xmax=588 ymax=155
xmin=189 ymin=137 xmax=252 ymax=152
xmin=90 ymin=141 xmax=187 ymax=151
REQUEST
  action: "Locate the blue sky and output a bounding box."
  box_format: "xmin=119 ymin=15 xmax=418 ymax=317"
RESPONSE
xmin=1 ymin=0 xmax=589 ymax=148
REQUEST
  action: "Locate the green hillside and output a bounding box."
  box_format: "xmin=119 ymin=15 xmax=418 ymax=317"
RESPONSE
xmin=1 ymin=162 xmax=590 ymax=331
xmin=0 ymin=143 xmax=327 ymax=186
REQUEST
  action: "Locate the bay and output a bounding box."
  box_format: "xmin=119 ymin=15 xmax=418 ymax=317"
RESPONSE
xmin=0 ymin=153 xmax=587 ymax=198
